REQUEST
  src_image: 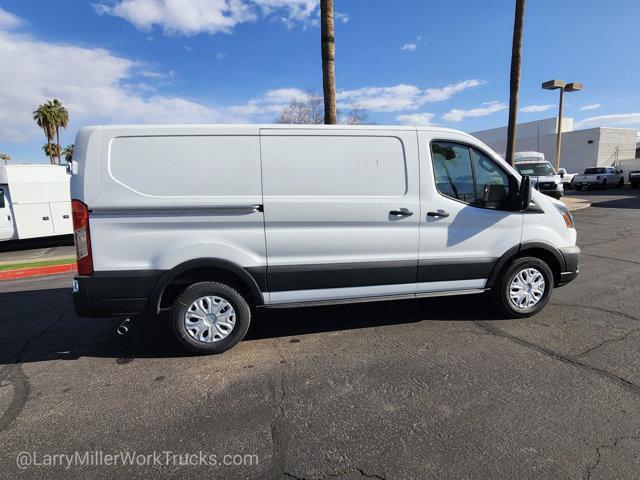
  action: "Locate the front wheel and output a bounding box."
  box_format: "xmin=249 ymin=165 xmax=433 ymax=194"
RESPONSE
xmin=171 ymin=281 xmax=251 ymax=354
xmin=492 ymin=256 xmax=554 ymax=318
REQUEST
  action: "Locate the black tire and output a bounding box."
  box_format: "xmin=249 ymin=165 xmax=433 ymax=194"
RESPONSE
xmin=618 ymin=178 xmax=624 ymax=187
xmin=491 ymin=256 xmax=554 ymax=318
xmin=575 ymin=185 xmax=582 ymax=191
xmin=632 ymin=182 xmax=639 ymax=189
xmin=171 ymin=281 xmax=251 ymax=354
xmin=601 ymin=179 xmax=607 ymax=189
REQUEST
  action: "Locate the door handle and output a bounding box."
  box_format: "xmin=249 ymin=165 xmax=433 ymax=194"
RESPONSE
xmin=42 ymin=216 xmax=50 ymax=221
xmin=389 ymin=208 xmax=413 ymax=217
xmin=427 ymin=210 xmax=449 ymax=218
xmin=63 ymin=214 xmax=69 ymax=219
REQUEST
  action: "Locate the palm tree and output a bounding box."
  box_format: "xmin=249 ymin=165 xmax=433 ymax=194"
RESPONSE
xmin=48 ymin=99 xmax=69 ymax=163
xmin=320 ymin=0 xmax=337 ymax=124
xmin=63 ymin=144 xmax=74 ymax=163
xmin=505 ymin=0 xmax=526 ymax=166
xmin=33 ymin=103 xmax=56 ymax=165
xmin=42 ymin=143 xmax=61 ymax=159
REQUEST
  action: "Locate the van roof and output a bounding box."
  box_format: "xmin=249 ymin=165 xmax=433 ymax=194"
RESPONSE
xmin=88 ymin=123 xmax=471 ymax=136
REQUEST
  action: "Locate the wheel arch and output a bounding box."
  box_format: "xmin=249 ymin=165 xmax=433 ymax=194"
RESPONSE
xmin=147 ymin=258 xmax=266 ymax=315
xmin=487 ymin=242 xmax=566 ymax=288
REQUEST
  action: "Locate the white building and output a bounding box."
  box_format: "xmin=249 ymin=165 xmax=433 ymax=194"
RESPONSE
xmin=471 ymin=117 xmax=638 ymax=174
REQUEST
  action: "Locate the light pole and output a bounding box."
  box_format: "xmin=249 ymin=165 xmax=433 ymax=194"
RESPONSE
xmin=542 ymin=79 xmax=583 ymax=171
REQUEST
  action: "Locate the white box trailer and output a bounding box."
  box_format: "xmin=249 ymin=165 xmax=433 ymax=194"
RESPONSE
xmin=0 ymin=164 xmax=72 ymax=241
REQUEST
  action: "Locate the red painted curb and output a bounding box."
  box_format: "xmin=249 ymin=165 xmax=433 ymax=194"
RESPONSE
xmin=0 ymin=263 xmax=77 ymax=280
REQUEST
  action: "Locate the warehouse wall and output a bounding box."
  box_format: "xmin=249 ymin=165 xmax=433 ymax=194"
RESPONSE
xmin=596 ymin=128 xmax=637 ymax=166
xmin=471 ymin=118 xmax=637 ymax=174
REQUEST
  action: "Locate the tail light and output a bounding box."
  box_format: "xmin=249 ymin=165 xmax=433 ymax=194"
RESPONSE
xmin=71 ymin=199 xmax=93 ymax=275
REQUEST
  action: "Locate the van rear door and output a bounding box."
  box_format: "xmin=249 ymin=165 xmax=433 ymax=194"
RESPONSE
xmin=0 ymin=186 xmax=15 ymax=240
xmin=260 ymin=127 xmax=420 ymax=304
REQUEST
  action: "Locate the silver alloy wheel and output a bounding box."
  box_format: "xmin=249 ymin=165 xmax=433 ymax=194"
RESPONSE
xmin=184 ymin=295 xmax=236 ymax=343
xmin=509 ymin=267 xmax=546 ymax=309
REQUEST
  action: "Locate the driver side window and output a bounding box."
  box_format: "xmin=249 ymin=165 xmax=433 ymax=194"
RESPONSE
xmin=431 ymin=141 xmax=511 ymax=210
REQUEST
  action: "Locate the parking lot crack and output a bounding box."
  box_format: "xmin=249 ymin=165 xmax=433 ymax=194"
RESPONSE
xmin=280 ymin=467 xmax=386 ymax=480
xmin=472 ymin=321 xmax=640 ymax=398
xmin=15 ymin=304 xmax=73 ymax=364
xmin=550 ymin=302 xmax=640 ymax=323
xmin=572 ymin=326 xmax=640 ymax=359
xmin=270 ymin=339 xmax=291 ymax=479
xmin=581 ymin=252 xmax=640 ymax=266
xmin=0 ymin=304 xmax=72 ymax=432
xmin=584 ymin=430 xmax=640 ymax=480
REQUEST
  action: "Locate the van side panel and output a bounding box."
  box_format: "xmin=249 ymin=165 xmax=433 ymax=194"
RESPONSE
xmin=260 ymin=129 xmax=420 ymax=303
xmin=73 ymin=126 xmax=268 ymax=315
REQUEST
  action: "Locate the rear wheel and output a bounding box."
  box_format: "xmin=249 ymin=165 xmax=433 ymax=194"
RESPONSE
xmin=492 ymin=256 xmax=554 ymax=318
xmin=171 ymin=281 xmax=251 ymax=354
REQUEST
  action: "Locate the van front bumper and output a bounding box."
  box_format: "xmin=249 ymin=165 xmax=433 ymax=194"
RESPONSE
xmin=73 ymin=270 xmax=164 ymax=317
xmin=558 ymin=245 xmax=580 ymax=286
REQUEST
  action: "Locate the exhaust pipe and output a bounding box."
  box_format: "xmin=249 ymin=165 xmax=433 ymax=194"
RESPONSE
xmin=116 ymin=318 xmax=131 ymax=336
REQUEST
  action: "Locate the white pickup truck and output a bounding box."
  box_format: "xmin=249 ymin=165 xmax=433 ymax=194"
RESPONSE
xmin=572 ymin=166 xmax=625 ymax=190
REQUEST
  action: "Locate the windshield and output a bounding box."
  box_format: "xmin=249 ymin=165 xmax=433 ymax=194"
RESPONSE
xmin=515 ymin=162 xmax=556 ymax=176
xmin=585 ymin=168 xmax=606 ymax=174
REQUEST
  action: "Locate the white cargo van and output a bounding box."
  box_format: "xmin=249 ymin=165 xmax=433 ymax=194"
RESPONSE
xmin=70 ymin=125 xmax=580 ymax=354
xmin=0 ymin=164 xmax=72 ymax=241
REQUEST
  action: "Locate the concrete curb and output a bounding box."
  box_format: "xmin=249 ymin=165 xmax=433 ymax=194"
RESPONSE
xmin=0 ymin=263 xmax=76 ymax=280
xmin=562 ymin=197 xmax=591 ymax=212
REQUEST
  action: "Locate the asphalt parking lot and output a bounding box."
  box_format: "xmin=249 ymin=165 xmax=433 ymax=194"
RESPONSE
xmin=0 ymin=188 xmax=638 ymax=479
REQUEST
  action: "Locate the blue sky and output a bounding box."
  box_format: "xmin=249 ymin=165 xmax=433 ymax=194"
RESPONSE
xmin=1 ymin=0 xmax=638 ymax=163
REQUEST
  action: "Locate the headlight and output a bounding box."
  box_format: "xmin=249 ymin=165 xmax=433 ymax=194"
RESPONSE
xmin=554 ymin=203 xmax=574 ymax=228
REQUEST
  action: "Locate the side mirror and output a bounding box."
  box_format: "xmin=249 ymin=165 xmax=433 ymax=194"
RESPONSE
xmin=483 ymin=183 xmax=508 ymax=208
xmin=518 ymin=176 xmax=531 ymax=211
xmin=560 ymin=171 xmax=565 ymax=178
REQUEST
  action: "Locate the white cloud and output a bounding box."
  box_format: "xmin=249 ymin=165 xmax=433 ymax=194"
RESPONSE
xmin=93 ymin=0 xmax=326 ymax=35
xmin=520 ymin=104 xmax=554 ymax=113
xmin=574 ymin=113 xmax=640 ymax=129
xmin=334 ymin=12 xmax=349 ymax=23
xmin=0 ymin=7 xmax=487 ymax=144
xmin=336 ymin=79 xmax=484 ymax=113
xmin=579 ymin=103 xmax=602 ymax=111
xmin=0 ymin=6 xmax=22 ymax=29
xmin=216 ymin=51 xmax=227 ymax=59
xmin=442 ymin=101 xmax=507 ymax=122
xmin=0 ymin=13 xmax=250 ymax=141
xmin=423 ymin=79 xmax=484 ymax=102
xmin=336 ymin=84 xmax=422 ymax=112
xmin=396 ymin=113 xmax=435 ymax=126
xmin=401 ymin=43 xmax=416 ymax=51
xmin=0 ymin=13 xmax=318 ymax=143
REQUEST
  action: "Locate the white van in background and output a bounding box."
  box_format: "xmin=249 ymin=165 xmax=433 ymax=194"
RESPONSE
xmin=0 ymin=164 xmax=72 ymax=241
xmin=70 ymin=124 xmax=580 ymax=354
xmin=513 ymin=152 xmax=564 ymax=199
